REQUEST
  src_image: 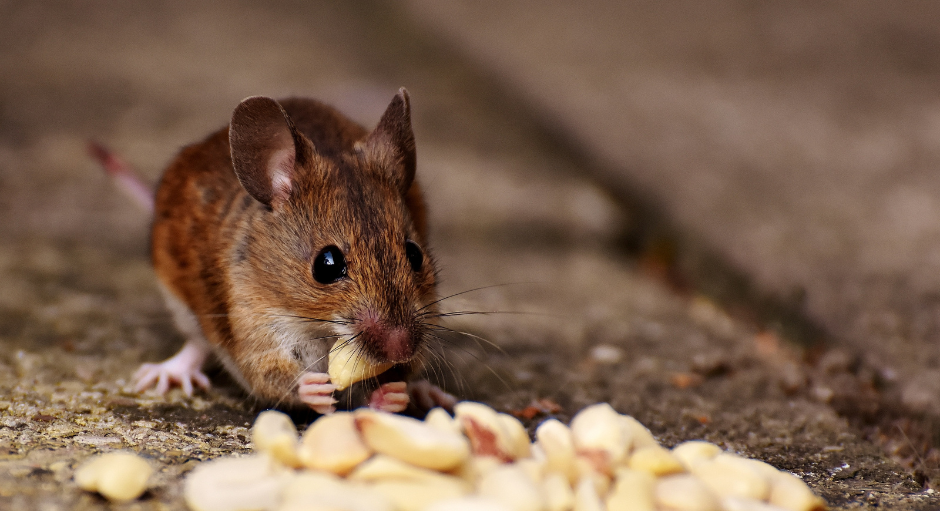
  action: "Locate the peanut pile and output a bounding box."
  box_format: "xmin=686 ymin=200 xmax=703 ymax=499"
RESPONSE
xmin=183 ymin=402 xmax=827 ymax=511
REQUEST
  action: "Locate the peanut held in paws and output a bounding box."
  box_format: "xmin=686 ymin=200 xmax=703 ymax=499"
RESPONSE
xmin=328 ymin=339 xmax=394 ymax=391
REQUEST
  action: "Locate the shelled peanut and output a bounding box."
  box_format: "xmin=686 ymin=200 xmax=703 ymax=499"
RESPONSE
xmin=184 ymin=403 xmax=828 ymax=511
xmin=74 ymin=451 xmax=154 ymax=503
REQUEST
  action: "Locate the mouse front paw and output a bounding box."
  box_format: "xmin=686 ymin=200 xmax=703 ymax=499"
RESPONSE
xmin=133 ymin=342 xmax=210 ymax=396
xmin=298 ymin=372 xmax=337 ymax=415
xmin=368 ymin=381 xmax=410 ymax=413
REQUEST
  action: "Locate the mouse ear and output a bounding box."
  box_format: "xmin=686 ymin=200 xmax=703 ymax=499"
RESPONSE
xmin=229 ymin=96 xmax=312 ymax=209
xmin=360 ymin=88 xmax=416 ymax=193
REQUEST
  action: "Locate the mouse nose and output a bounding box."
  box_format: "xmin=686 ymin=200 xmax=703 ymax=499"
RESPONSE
xmin=381 ymin=326 xmax=413 ymax=363
xmin=357 ymin=311 xmax=415 ymax=363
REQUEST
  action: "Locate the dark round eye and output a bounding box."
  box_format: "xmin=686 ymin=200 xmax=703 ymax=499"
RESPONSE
xmin=405 ymin=240 xmax=423 ymax=272
xmin=313 ymin=246 xmax=347 ymax=284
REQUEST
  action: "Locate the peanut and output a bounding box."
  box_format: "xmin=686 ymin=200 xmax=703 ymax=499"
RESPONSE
xmin=328 ymin=339 xmax=393 ymax=391
xmin=478 ymin=464 xmax=546 ymax=511
xmin=722 ymin=496 xmax=791 ymax=511
xmin=298 ymin=411 xmax=371 ymax=475
xmin=355 ymin=409 xmax=470 ymax=471
xmin=571 ymin=403 xmax=628 ymax=471
xmin=619 ymin=415 xmax=658 ymax=453
xmin=371 ymin=480 xmax=468 ymax=511
xmin=607 ymin=469 xmax=656 ymax=511
xmin=542 ymin=472 xmax=575 ymax=511
xmin=768 ymin=472 xmax=828 ymax=511
xmin=455 ymin=401 xmax=523 ymax=461
xmin=252 ymin=410 xmax=301 ymax=467
xmin=280 ymin=475 xmax=393 ymax=511
xmin=184 ymin=454 xmax=290 ymax=511
xmin=536 ymin=418 xmax=578 ymax=482
xmin=671 ymin=441 xmax=721 ymax=469
xmin=425 ymin=497 xmax=515 ymax=511
xmin=627 ymin=446 xmax=685 ymax=476
xmin=426 ymin=407 xmax=461 ymax=434
xmin=654 ymin=474 xmax=721 ymax=511
xmin=573 ymin=476 xmax=605 ymax=511
xmin=74 ymin=451 xmax=153 ymax=503
xmin=691 ymin=453 xmax=770 ymax=501
xmin=348 ymin=454 xmax=471 ymax=491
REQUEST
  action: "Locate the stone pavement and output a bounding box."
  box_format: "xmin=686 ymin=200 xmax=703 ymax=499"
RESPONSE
xmin=402 ymin=0 xmax=940 ymax=411
xmin=0 ymin=1 xmax=938 ymax=509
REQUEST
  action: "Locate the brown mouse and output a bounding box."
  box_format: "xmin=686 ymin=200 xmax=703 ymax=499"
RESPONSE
xmin=103 ymin=89 xmax=455 ymax=414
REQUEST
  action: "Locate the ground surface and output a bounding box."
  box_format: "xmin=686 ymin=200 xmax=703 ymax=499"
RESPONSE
xmin=1 ymin=1 xmax=938 ymax=509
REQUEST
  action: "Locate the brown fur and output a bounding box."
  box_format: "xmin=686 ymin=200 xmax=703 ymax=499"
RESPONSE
xmin=151 ymin=91 xmax=437 ymax=406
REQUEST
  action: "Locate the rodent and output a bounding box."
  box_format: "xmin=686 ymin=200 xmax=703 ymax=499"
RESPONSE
xmin=122 ymin=89 xmax=454 ymax=414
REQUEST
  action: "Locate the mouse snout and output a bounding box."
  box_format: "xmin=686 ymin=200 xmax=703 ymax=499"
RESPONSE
xmin=356 ymin=311 xmax=416 ymax=363
xmin=380 ymin=326 xmax=412 ymax=363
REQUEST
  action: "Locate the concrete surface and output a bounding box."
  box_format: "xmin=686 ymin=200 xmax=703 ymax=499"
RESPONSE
xmin=402 ymin=0 xmax=940 ymax=411
xmin=0 ymin=1 xmax=938 ymax=509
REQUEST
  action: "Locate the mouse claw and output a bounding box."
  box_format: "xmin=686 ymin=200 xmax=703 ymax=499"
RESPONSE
xmin=298 ymin=371 xmax=337 ymax=414
xmin=133 ymin=362 xmax=211 ymax=396
xmin=368 ymin=381 xmax=410 ymax=413
xmin=133 ymin=342 xmax=210 ymax=396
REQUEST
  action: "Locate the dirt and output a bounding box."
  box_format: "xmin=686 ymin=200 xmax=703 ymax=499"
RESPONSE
xmin=1 ymin=1 xmax=938 ymax=509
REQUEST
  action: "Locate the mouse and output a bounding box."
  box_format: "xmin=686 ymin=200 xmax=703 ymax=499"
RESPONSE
xmin=92 ymin=89 xmax=456 ymax=414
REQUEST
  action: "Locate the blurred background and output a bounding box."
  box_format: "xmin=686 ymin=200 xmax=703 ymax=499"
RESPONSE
xmin=4 ymin=0 xmax=940 ymax=505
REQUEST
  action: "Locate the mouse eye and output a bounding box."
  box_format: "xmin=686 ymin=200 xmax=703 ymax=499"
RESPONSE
xmin=405 ymin=240 xmax=423 ymax=273
xmin=313 ymin=246 xmax=347 ymax=284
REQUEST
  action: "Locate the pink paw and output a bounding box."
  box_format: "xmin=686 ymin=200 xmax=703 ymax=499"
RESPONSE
xmin=134 ymin=344 xmax=210 ymax=396
xmin=369 ymin=381 xmax=410 ymax=413
xmin=298 ymin=372 xmax=337 ymax=415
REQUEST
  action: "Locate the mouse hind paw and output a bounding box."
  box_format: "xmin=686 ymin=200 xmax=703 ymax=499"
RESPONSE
xmin=408 ymin=379 xmax=457 ymax=412
xmin=133 ymin=341 xmax=210 ymax=396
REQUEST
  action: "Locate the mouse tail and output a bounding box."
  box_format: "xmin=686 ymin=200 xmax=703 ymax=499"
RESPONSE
xmin=88 ymin=141 xmax=155 ymax=214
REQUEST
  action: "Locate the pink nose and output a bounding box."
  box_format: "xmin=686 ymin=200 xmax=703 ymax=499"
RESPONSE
xmin=382 ymin=326 xmax=413 ymax=363
xmin=357 ymin=310 xmax=415 ymax=363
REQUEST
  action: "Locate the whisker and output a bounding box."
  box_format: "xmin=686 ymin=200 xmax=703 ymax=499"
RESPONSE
xmin=416 ymin=282 xmax=537 ymax=313
xmin=437 ymin=336 xmax=513 ymax=394
xmin=422 ymin=336 xmax=467 ymax=396
xmin=434 ymin=339 xmax=492 ymax=368
xmin=423 ymin=323 xmax=516 ymax=394
xmin=420 ymin=341 xmax=447 ymax=390
xmin=272 ymin=313 xmax=353 ymax=326
xmin=419 ymin=310 xmax=563 ymax=321
xmin=433 ymin=348 xmax=453 ymax=391
xmin=424 ymin=323 xmax=507 ymax=354
xmin=329 ymin=332 xmax=361 ymax=355
xmin=120 ymin=312 xmax=232 ymax=326
xmin=349 ymin=340 xmax=369 ymax=410
xmin=244 ymin=334 xmax=343 ymax=361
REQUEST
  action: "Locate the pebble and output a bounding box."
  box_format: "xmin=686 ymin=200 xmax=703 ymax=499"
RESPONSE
xmin=589 ymin=345 xmax=623 ymax=364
